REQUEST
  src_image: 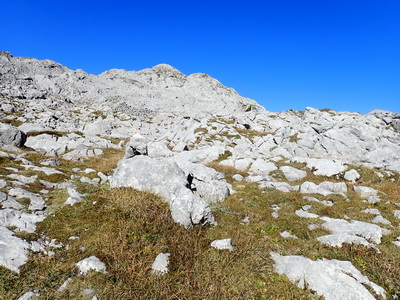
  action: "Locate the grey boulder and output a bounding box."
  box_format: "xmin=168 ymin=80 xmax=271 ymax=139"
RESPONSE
xmin=109 ymin=156 xmax=215 ymax=228
xmin=124 ymin=134 xmax=149 ymax=158
xmin=0 ymin=124 xmax=26 ymax=147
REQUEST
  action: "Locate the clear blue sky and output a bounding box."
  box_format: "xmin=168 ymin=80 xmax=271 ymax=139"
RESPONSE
xmin=1 ymin=0 xmax=399 ymax=113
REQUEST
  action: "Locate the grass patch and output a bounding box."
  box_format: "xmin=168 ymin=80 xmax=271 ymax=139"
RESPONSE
xmin=234 ymin=127 xmax=275 ymax=140
xmin=194 ymin=127 xmax=209 ymax=135
xmin=216 ymin=150 xmax=232 ymax=162
xmin=56 ymin=147 xmax=125 ymax=179
xmin=0 ymin=118 xmax=23 ymax=127
xmin=26 ymin=130 xmax=68 ymax=138
xmin=288 ymin=133 xmax=300 ymax=143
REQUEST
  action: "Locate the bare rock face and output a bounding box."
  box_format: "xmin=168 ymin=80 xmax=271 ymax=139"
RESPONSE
xmin=0 ymin=52 xmax=259 ymax=118
xmin=0 ymin=124 xmax=26 ymax=147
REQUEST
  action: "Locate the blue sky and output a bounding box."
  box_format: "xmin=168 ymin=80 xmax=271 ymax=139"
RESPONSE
xmin=1 ymin=0 xmax=399 ymax=113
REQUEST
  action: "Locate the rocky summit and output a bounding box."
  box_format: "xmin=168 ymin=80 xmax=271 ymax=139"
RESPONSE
xmin=0 ymin=51 xmax=399 ymax=299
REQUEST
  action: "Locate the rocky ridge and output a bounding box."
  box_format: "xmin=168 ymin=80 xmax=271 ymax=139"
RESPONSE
xmin=0 ymin=52 xmax=399 ymax=299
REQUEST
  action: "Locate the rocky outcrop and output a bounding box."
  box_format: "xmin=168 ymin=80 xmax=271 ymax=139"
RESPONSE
xmin=0 ymin=51 xmax=260 ymax=117
xmin=0 ymin=124 xmax=26 ymax=147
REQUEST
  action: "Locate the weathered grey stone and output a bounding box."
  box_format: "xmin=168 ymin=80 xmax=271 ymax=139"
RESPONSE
xmin=18 ymin=122 xmax=47 ymax=133
xmin=210 ymin=238 xmax=233 ymax=251
xmin=76 ymin=256 xmax=106 ymax=275
xmin=17 ymin=290 xmax=40 ymax=300
xmin=40 ymin=158 xmax=60 ymax=166
xmin=392 ymin=119 xmax=400 ymax=131
xmin=124 ymin=134 xmax=149 ymax=158
xmin=24 ymin=134 xmax=66 ymax=155
xmin=151 ymin=253 xmax=170 ymax=276
xmin=65 ymin=187 xmax=83 ymax=206
xmin=82 ymin=120 xmax=113 ymax=136
xmin=300 ymin=181 xmax=347 ymax=197
xmin=220 ymin=158 xmax=252 ymax=171
xmin=8 ymin=188 xmax=46 ymax=211
xmin=57 ymin=278 xmax=72 ymax=292
xmin=0 ymin=192 xmax=23 ymax=210
xmin=0 ymin=124 xmax=26 ymax=147
xmin=0 ymin=226 xmax=30 ymax=273
xmin=0 ymin=209 xmax=45 ymax=233
xmin=371 ymin=215 xmax=391 ymax=225
xmin=0 ymin=179 xmax=6 ymax=189
xmin=173 ymin=146 xmax=223 ymax=164
xmin=344 ymin=169 xmax=360 ymax=182
xmin=249 ymin=158 xmax=277 ymax=175
xmin=109 ymin=156 xmax=214 ymax=228
xmin=173 ymin=159 xmax=231 ymax=203
xmin=80 ymin=176 xmax=99 ymax=185
xmin=295 ymin=209 xmax=320 ymax=219
xmin=361 ymin=208 xmax=381 ymax=215
xmin=259 ymin=182 xmax=298 ymax=193
xmin=232 ymin=174 xmax=244 ymax=181
xmin=353 ymin=186 xmax=380 ymax=198
xmin=147 ymin=141 xmax=173 ymax=158
xmin=280 ymin=231 xmax=298 ymax=239
xmin=317 ymin=233 xmax=378 ymax=251
xmin=62 ymin=146 xmax=104 ymax=160
xmin=319 ymin=217 xmax=390 ymax=244
xmin=172 ymin=142 xmax=189 ymax=152
xmin=271 ymin=252 xmax=386 ymax=300
xmin=23 ymin=164 xmax=63 ymax=176
xmin=7 ymin=174 xmax=37 ymax=185
xmin=280 ymin=166 xmax=307 ymax=182
xmin=292 ymin=157 xmax=347 ymax=177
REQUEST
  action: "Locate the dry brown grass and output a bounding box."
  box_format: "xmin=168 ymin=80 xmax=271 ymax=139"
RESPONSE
xmin=234 ymin=127 xmax=275 ymax=138
xmin=26 ymin=130 xmax=67 ymax=138
xmin=1 ymin=187 xmax=311 ymax=299
xmin=59 ymin=147 xmax=125 ymax=176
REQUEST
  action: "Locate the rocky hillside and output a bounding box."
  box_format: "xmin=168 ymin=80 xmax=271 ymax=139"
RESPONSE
xmin=0 ymin=52 xmax=399 ymax=299
xmin=0 ymin=51 xmax=259 ymax=118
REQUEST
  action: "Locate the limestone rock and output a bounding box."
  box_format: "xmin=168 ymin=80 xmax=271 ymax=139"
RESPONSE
xmin=109 ymin=156 xmax=214 ymax=228
xmin=0 ymin=123 xmax=26 ymax=147
xmin=280 ymin=166 xmax=307 ymax=182
xmin=271 ymin=252 xmax=385 ymax=300
xmin=151 ymin=253 xmax=170 ymax=276
xmin=320 ymin=217 xmax=389 ymax=244
xmin=76 ymin=256 xmax=106 ymax=275
xmin=0 ymin=226 xmax=30 ymax=273
xmin=210 ymin=238 xmax=234 ymax=251
xmin=124 ymin=134 xmax=149 ymax=158
xmin=300 ymin=181 xmax=347 ymax=197
xmin=248 ymin=158 xmax=277 ymax=175
xmin=344 ymin=169 xmax=360 ymax=182
xmin=293 ymin=157 xmax=347 ymax=177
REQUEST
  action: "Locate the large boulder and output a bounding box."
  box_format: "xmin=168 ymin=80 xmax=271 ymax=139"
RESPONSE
xmin=109 ymin=156 xmax=215 ymax=228
xmin=173 ymin=159 xmax=232 ymax=203
xmin=0 ymin=124 xmax=26 ymax=147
